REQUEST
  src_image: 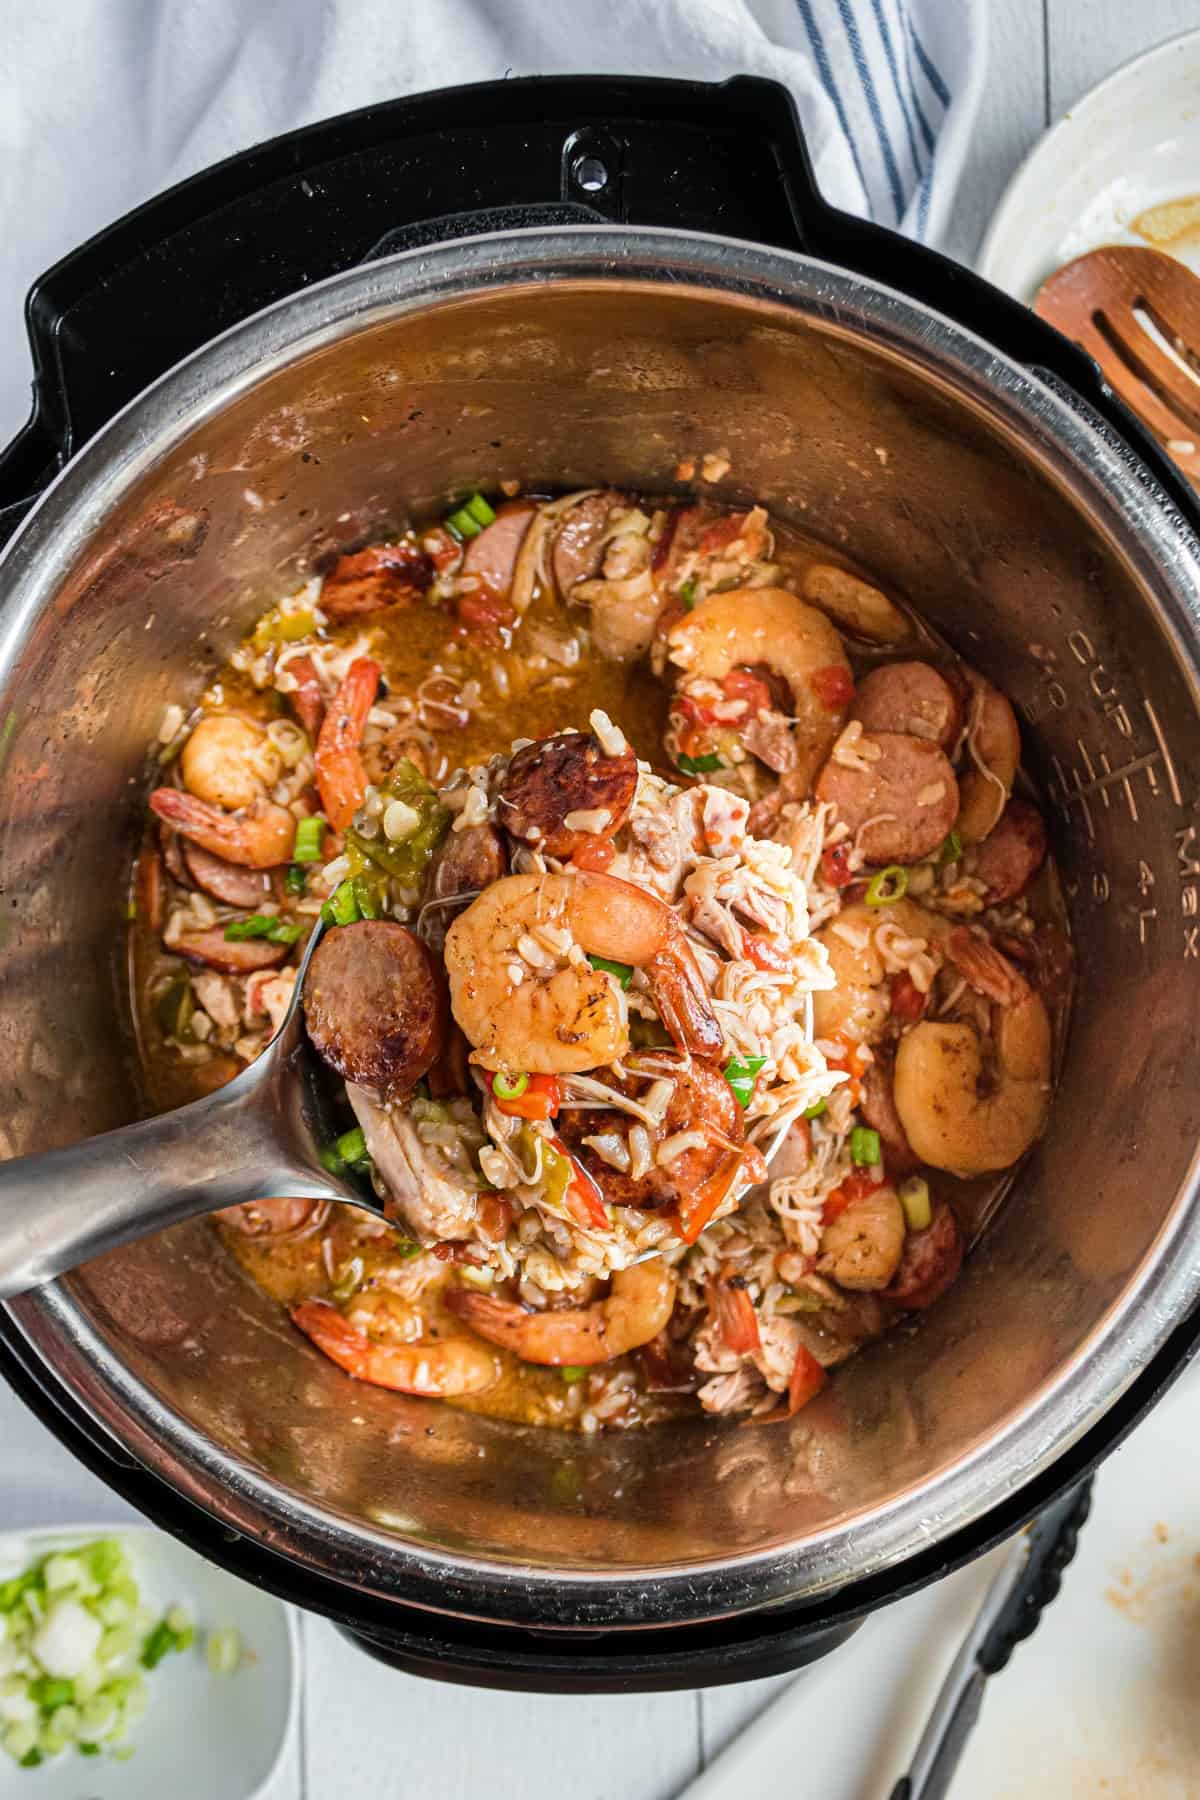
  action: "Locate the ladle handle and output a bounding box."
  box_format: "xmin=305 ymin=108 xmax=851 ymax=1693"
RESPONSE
xmin=0 ymin=1079 xmax=320 ymax=1300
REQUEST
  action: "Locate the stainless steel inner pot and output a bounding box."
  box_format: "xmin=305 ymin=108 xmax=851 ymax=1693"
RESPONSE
xmin=3 ymin=228 xmax=1200 ymax=1634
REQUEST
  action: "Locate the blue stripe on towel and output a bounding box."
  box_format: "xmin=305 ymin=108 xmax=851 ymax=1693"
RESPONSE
xmin=794 ymin=0 xmax=872 ymax=204
xmin=898 ymin=1 xmax=937 ymax=154
xmin=907 ymin=16 xmax=951 ymax=108
xmin=833 ymin=0 xmax=906 ymax=220
xmin=866 ymin=0 xmax=922 ymax=180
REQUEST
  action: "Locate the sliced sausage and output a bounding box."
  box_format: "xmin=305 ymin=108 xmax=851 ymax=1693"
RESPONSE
xmin=498 ymin=731 xmax=638 ymax=858
xmin=461 ymin=502 xmax=535 ymax=595
xmin=216 ymin=1197 xmax=323 ymax=1237
xmin=556 ymin=1057 xmax=741 ymax=1209
xmin=182 ymin=841 xmax=274 ymax=909
xmin=860 ymin=1059 xmax=920 ymax=1175
xmin=420 ymin=821 xmax=508 ymax=952
xmin=174 ymin=929 xmax=291 ymax=975
xmin=814 ymin=731 xmax=959 ymax=864
xmin=304 ymin=920 xmax=446 ymax=1097
xmin=851 ymin=661 xmax=963 ymax=752
xmin=551 ymin=491 xmax=629 ymax=598
xmin=967 ymin=797 xmax=1047 ymax=903
xmin=320 ymin=541 xmax=433 ymax=619
xmin=886 ymin=1201 xmax=963 ymax=1310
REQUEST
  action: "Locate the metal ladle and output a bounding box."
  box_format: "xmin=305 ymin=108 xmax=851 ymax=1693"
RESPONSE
xmin=0 ymin=922 xmax=385 ymax=1299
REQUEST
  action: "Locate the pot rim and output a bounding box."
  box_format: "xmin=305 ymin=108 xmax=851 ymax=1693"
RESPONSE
xmin=4 ymin=224 xmax=1200 ymax=1630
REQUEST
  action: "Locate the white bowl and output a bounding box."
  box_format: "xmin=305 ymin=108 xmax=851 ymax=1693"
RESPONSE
xmin=979 ymin=28 xmax=1200 ymax=302
xmin=0 ymin=1525 xmax=299 ymax=1799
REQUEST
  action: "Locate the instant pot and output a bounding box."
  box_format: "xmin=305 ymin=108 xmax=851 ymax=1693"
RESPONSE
xmin=2 ymin=76 xmax=1199 ymax=1692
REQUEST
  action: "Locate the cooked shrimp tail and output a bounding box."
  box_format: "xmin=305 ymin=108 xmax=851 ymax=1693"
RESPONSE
xmin=148 ymin=787 xmax=295 ymax=869
xmin=446 ymin=1261 xmax=677 ymax=1366
xmin=292 ymin=1299 xmax=499 ymax=1396
xmin=315 ymin=656 xmax=381 ymax=830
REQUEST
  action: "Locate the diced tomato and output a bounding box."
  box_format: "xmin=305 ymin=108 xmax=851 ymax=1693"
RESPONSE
xmin=476 ymin=1194 xmax=515 ymax=1241
xmin=432 ymin=1240 xmax=490 ymax=1266
xmin=820 ymin=843 xmax=856 ymax=889
xmin=484 ymin=1071 xmax=560 ymax=1121
xmin=697 ymin=511 xmax=747 ymax=555
xmin=572 ymin=837 xmax=617 ymax=873
xmin=889 ymin=971 xmax=927 ymax=1024
xmin=456 ymin=588 xmax=515 ymax=642
xmin=422 ymin=525 xmax=463 ymax=574
xmin=810 ymin=665 xmax=856 ymax=710
xmin=743 ymin=931 xmax=790 ymax=972
xmin=712 ymin=1266 xmax=762 ymax=1356
xmin=721 ymin=668 xmax=773 ymax=716
xmin=788 ymin=1342 xmax=828 ymax=1414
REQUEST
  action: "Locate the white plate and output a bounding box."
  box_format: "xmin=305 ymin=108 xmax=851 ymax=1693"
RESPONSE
xmin=979 ymin=28 xmax=1200 ymax=302
xmin=0 ymin=1524 xmax=298 ymax=1800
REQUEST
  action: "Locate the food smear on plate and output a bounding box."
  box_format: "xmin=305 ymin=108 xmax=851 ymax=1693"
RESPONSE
xmin=130 ymin=488 xmax=1072 ymax=1432
xmin=0 ymin=1537 xmax=235 ymax=1769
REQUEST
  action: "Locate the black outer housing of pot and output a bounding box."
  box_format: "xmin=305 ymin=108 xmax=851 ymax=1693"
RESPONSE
xmin=1 ymin=74 xmax=1198 ymax=1690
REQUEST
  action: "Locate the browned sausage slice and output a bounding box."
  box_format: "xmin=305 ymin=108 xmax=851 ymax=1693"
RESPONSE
xmin=182 ymin=841 xmax=274 ymax=909
xmin=321 ymin=542 xmax=433 ymax=619
xmin=216 ymin=1197 xmax=323 ymax=1237
xmin=851 ymin=661 xmax=963 ymax=751
xmin=814 ymin=731 xmax=958 ymax=864
xmin=461 ymin=503 xmax=535 ymax=595
xmin=175 ymin=929 xmax=291 ymax=975
xmin=498 ymin=731 xmax=638 ymax=858
xmin=967 ymin=797 xmax=1047 ymax=903
xmin=886 ymin=1201 xmax=963 ymax=1309
xmin=420 ymin=822 xmax=508 ymax=952
xmin=859 ymin=1060 xmax=920 ymax=1175
xmin=551 ymin=491 xmax=629 ymax=597
xmin=304 ymin=920 xmax=445 ymax=1097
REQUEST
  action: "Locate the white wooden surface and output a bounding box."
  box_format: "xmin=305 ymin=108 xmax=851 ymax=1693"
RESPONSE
xmin=1 ymin=5 xmax=1194 ymax=1797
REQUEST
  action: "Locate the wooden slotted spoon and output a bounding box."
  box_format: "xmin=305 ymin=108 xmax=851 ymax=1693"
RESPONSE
xmin=1036 ymin=245 xmax=1200 ymax=486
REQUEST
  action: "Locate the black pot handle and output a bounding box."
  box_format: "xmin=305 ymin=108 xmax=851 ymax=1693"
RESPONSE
xmin=0 ymin=73 xmax=826 ymax=540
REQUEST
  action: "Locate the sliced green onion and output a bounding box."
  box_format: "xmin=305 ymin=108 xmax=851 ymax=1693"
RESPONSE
xmin=223 ymin=915 xmax=301 ymax=946
xmin=464 ymin=492 xmax=496 ymax=527
xmin=318 ymin=1144 xmax=345 ymax=1176
xmin=87 ymin=1543 xmax=122 ymax=1584
xmin=335 ymin=1126 xmax=368 ymax=1167
xmin=29 ymin=1676 xmax=74 ymax=1712
xmin=492 ymin=1071 xmax=530 ymax=1101
xmin=588 ymin=955 xmax=633 ymax=991
xmin=292 ymin=815 xmax=325 ymax=863
xmin=445 ymin=492 xmax=495 ymax=540
xmin=678 ymin=578 xmax=698 ymax=609
xmin=138 ymin=1621 xmax=176 ymax=1671
xmin=898 ymin=1175 xmax=932 ymax=1232
xmin=560 ymin=1366 xmax=587 ymax=1384
xmin=205 ymin=1627 xmax=242 ymax=1676
xmin=803 ymin=1099 xmax=827 ymax=1121
xmin=850 ymin=1126 xmax=882 ymax=1167
xmin=937 ymin=828 xmax=963 ymax=867
xmin=865 ymin=865 xmax=908 ymax=907
xmin=78 ymin=1741 xmax=100 ymax=1756
xmin=19 ymin=1746 xmax=42 ymax=1768
xmin=285 ymin=864 xmax=307 ymax=896
xmin=677 ymin=751 xmax=722 ymax=775
xmin=723 ymin=1054 xmax=768 ymax=1109
xmin=320 ymin=880 xmax=360 ymax=928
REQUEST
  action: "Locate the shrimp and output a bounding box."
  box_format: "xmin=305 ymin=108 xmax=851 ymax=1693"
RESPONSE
xmin=893 ymin=933 xmax=1052 ymax=1177
xmin=315 ymin=656 xmax=380 ymax=830
xmin=555 ymin=1053 xmax=743 ymax=1209
xmin=443 ymin=870 xmax=723 ymax=1074
xmin=292 ymin=1296 xmax=499 ymax=1396
xmin=957 ymin=669 xmax=1020 ymax=845
xmin=663 ymin=586 xmax=852 ymax=788
xmin=179 ymin=713 xmax=280 ymax=810
xmin=817 ymin=1187 xmax=906 ymax=1290
xmin=148 ymin=787 xmax=295 ymax=869
xmin=445 ymin=1260 xmax=677 ymax=1366
xmin=800 ymin=563 xmax=912 ymax=644
xmin=811 ymin=899 xmax=947 ymax=1046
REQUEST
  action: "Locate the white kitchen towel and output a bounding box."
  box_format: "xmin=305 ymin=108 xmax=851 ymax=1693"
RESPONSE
xmin=0 ymin=0 xmax=985 ymax=442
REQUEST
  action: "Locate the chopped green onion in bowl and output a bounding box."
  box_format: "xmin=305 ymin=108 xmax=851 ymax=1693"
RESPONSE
xmin=292 ymin=814 xmax=325 ymax=863
xmin=223 ymin=915 xmax=302 ymax=946
xmin=491 ymin=1070 xmax=530 ymax=1101
xmin=677 ymin=751 xmax=722 ymax=775
xmin=0 ymin=1537 xmax=216 ymax=1770
xmin=444 ymin=492 xmax=496 ymax=540
xmin=865 ymin=865 xmax=908 ymax=906
xmin=803 ymin=1098 xmax=827 ymax=1121
xmin=320 ymin=879 xmax=361 ymax=927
